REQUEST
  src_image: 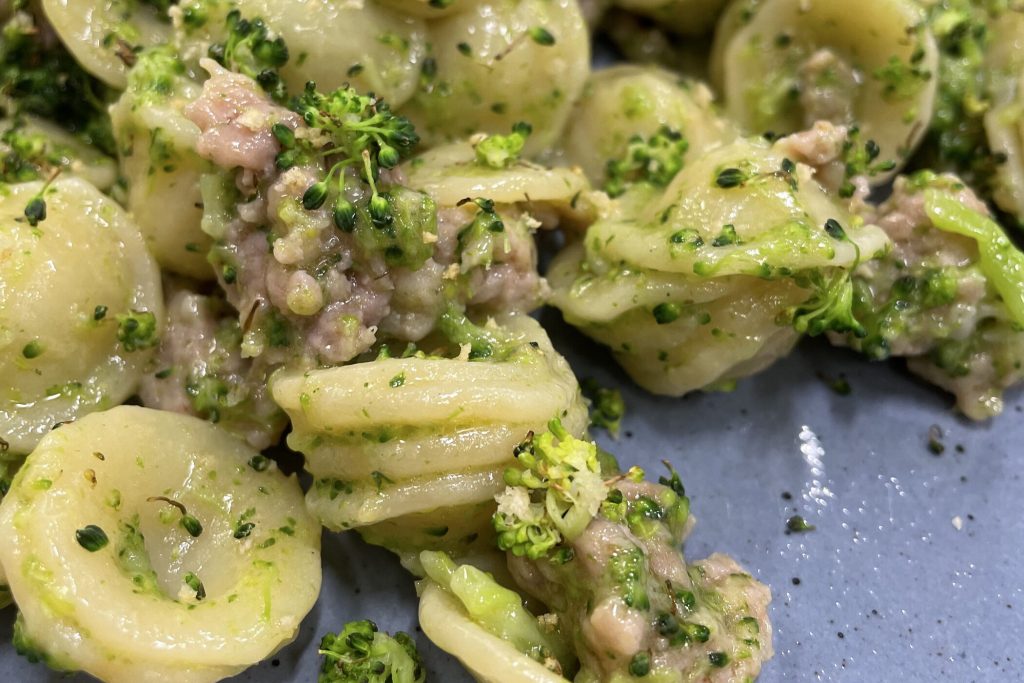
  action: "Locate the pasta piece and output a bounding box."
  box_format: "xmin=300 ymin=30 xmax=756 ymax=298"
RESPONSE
xmin=713 ymin=0 xmax=939 ymax=178
xmin=400 ymin=0 xmax=590 ymax=153
xmin=403 ymin=140 xmax=590 ymax=208
xmin=233 ymin=0 xmax=428 ymax=107
xmin=272 ymin=314 xmax=587 ymax=532
xmin=0 ymin=116 xmax=117 ymax=191
xmin=549 ymin=137 xmax=890 ymax=396
xmin=0 ymin=177 xmax=163 ymax=455
xmin=418 ymin=580 xmax=570 ymax=683
xmin=374 ymin=0 xmax=475 ymax=18
xmin=561 ymin=65 xmax=736 ymax=188
xmin=40 ymin=0 xmax=171 ymax=88
xmin=110 ymin=47 xmax=213 ymax=279
xmin=612 ymin=0 xmax=727 ymax=37
xmin=984 ymin=10 xmax=1024 ymax=221
xmin=0 ymin=406 xmax=321 ymax=682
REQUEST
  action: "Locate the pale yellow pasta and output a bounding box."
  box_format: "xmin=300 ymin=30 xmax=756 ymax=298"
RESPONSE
xmin=109 ymin=50 xmax=213 ymax=279
xmin=0 ymin=116 xmax=117 ymax=191
xmin=272 ymin=314 xmax=587 ymax=532
xmin=41 ymin=0 xmax=171 ymax=88
xmin=401 ymin=0 xmax=590 ymax=153
xmin=714 ymin=0 xmax=939 ymax=178
xmin=0 ymin=177 xmax=163 ymax=455
xmin=235 ymin=0 xmax=428 ymax=107
xmin=984 ymin=10 xmax=1024 ymax=221
xmin=548 ymin=137 xmax=890 ymax=396
xmin=403 ymin=140 xmax=590 ymax=208
xmin=562 ymin=64 xmax=736 ymax=187
xmin=0 ymin=406 xmax=321 ymax=683
xmin=419 ymin=581 xmax=570 ymax=683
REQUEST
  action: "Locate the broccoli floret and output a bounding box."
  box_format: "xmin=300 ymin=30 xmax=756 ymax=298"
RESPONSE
xmin=784 ymin=269 xmax=865 ymax=338
xmin=116 ymin=311 xmax=159 ymax=352
xmin=604 ymin=125 xmax=688 ymax=198
xmin=318 ymin=620 xmax=424 ymax=683
xmin=436 ymin=305 xmax=518 ymax=361
xmin=455 ymin=197 xmax=506 ymax=270
xmin=275 ymin=81 xmax=419 ymax=232
xmin=493 ymin=419 xmax=608 ymax=559
xmin=208 ymin=9 xmax=290 ymax=102
xmin=474 ymin=122 xmax=531 ymax=169
xmin=581 ymin=379 xmax=625 ymax=437
xmin=0 ymin=10 xmax=115 ymax=155
xmin=838 ymin=127 xmax=897 ymax=198
xmin=125 ymin=45 xmax=189 ymax=106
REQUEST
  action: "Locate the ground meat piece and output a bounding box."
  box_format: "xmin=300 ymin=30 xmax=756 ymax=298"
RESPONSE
xmin=139 ymin=282 xmax=287 ymax=450
xmin=184 ymin=59 xmax=300 ymax=176
xmin=773 ymin=120 xmax=848 ymax=192
xmin=507 ymin=479 xmax=772 ymax=682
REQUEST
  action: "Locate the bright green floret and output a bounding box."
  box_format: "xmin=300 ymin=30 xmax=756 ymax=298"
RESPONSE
xmin=116 ymin=310 xmax=159 ymax=352
xmin=125 ymin=45 xmax=188 ymax=106
xmin=318 ymin=620 xmax=424 ymax=683
xmin=493 ymin=419 xmax=607 ymax=559
xmin=581 ymin=379 xmax=625 ymax=437
xmin=474 ymin=121 xmax=531 ymax=169
xmin=209 ymin=9 xmax=290 ymax=102
xmin=276 ymin=81 xmax=419 ymax=231
xmin=784 ymin=270 xmax=865 ymax=338
xmin=604 ymin=125 xmax=688 ymax=198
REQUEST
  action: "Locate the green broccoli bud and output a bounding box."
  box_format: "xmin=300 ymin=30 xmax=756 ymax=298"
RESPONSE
xmin=581 ymin=379 xmax=625 ymax=437
xmin=209 ymin=9 xmax=290 ymax=102
xmin=493 ymin=419 xmax=607 ymax=559
xmin=318 ymin=620 xmax=425 ymax=683
xmin=925 ymin=189 xmax=1024 ymax=325
xmin=474 ymin=121 xmax=532 ymax=169
xmin=838 ymin=127 xmax=897 ymax=198
xmin=608 ymin=546 xmax=650 ymax=610
xmin=333 ymin=198 xmax=357 ymax=232
xmin=604 ymin=126 xmax=689 ymax=198
xmin=303 ymin=181 xmax=329 ymax=210
xmin=23 ymin=195 xmax=45 ymax=226
xmin=116 ymin=310 xmax=159 ymax=352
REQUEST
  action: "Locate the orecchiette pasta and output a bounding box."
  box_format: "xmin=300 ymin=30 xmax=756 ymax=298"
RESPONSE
xmin=403 ymin=140 xmax=590 ymax=209
xmin=0 ymin=116 xmax=117 ymax=191
xmin=984 ymin=10 xmax=1024 ymax=221
xmin=713 ymin=0 xmax=939 ymax=177
xmin=418 ymin=582 xmax=569 ymax=683
xmin=41 ymin=0 xmax=171 ymax=88
xmin=418 ymin=550 xmax=573 ymax=683
xmin=234 ymin=0 xmax=428 ymax=107
xmin=109 ymin=47 xmax=213 ymax=279
xmin=271 ymin=314 xmax=587 ymax=535
xmin=0 ymin=177 xmax=163 ymax=455
xmin=0 ymin=406 xmax=321 ymax=683
xmin=400 ymin=0 xmax=590 ymax=153
xmin=561 ymin=64 xmax=736 ymax=188
xmin=549 ymin=137 xmax=890 ymax=395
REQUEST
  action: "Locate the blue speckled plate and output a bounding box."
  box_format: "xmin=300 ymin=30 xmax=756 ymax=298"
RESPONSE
xmin=3 ymin=309 xmax=1023 ymax=682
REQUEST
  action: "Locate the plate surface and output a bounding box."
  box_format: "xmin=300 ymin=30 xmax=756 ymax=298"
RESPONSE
xmin=2 ymin=310 xmax=1023 ymax=682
